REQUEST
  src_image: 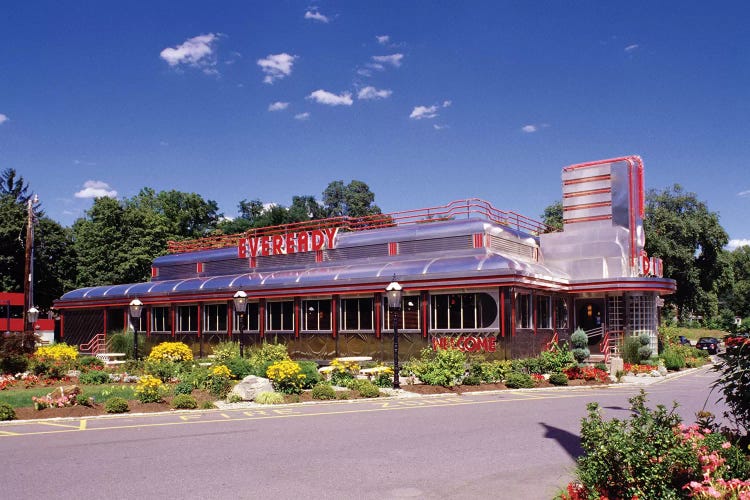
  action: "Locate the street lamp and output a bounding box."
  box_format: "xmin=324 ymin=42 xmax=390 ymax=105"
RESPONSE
xmin=129 ymin=299 xmax=143 ymax=360
xmin=233 ymin=290 xmax=248 ymax=358
xmin=386 ymin=278 xmax=403 ymax=389
xmin=27 ymin=306 xmax=39 ymax=330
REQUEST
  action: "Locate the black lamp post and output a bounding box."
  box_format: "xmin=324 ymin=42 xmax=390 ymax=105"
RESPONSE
xmin=233 ymin=290 xmax=248 ymax=358
xmin=386 ymin=278 xmax=403 ymax=389
xmin=129 ymin=299 xmax=143 ymax=360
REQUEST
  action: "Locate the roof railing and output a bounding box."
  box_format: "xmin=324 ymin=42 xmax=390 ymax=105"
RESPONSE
xmin=166 ymin=198 xmax=554 ymax=254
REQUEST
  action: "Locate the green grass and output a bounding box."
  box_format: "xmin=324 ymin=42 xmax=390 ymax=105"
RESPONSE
xmin=0 ymin=384 xmax=137 ymax=408
xmin=671 ymin=326 xmax=728 ymax=342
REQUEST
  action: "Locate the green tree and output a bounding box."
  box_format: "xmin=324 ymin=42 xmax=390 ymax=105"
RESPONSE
xmin=0 ymin=168 xmax=31 ymax=205
xmin=725 ymin=246 xmax=750 ymax=319
xmin=540 ymin=200 xmax=563 ymax=231
xmin=645 ymin=184 xmax=729 ymax=322
xmin=0 ymin=195 xmax=25 ymax=292
xmin=322 ymin=180 xmax=381 ymax=218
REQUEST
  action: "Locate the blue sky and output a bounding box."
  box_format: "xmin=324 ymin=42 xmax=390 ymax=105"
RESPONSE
xmin=1 ymin=1 xmax=748 ymax=248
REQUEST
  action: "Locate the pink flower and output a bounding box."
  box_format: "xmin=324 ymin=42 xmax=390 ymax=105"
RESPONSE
xmin=722 ymin=442 xmax=732 ymax=449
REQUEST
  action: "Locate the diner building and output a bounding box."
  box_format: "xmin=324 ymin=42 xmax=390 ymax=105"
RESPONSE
xmin=53 ymin=156 xmax=676 ymax=361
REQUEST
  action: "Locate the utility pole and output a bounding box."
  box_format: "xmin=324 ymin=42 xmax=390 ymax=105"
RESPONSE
xmin=23 ymin=195 xmax=37 ymax=334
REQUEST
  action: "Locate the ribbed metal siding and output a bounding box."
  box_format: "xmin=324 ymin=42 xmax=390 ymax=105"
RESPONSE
xmin=155 ymin=263 xmax=196 ymax=281
xmin=324 ymin=244 xmax=389 ymax=261
xmin=488 ymin=235 xmax=536 ymax=261
xmin=204 ymin=258 xmax=248 ymax=276
xmin=399 ymin=236 xmax=472 ymax=255
xmin=256 ymin=252 xmax=317 ymax=268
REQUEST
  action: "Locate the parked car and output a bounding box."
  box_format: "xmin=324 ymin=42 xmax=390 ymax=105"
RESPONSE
xmin=724 ymin=333 xmax=750 ymax=348
xmin=678 ymin=335 xmax=691 ymax=346
xmin=696 ymin=337 xmax=719 ymax=354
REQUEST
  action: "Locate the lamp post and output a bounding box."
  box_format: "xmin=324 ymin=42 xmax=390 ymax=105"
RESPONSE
xmin=233 ymin=291 xmax=248 ymax=358
xmin=129 ymin=299 xmax=143 ymax=360
xmin=386 ymin=278 xmax=403 ymax=389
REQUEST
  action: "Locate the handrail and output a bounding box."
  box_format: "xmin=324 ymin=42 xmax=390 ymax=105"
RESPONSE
xmin=585 ymin=326 xmax=603 ymax=339
xmin=545 ymin=331 xmax=560 ymax=351
xmin=166 ymin=198 xmax=555 ymax=254
xmin=599 ymin=331 xmax=611 ymax=363
xmin=80 ymin=333 xmax=107 ymax=355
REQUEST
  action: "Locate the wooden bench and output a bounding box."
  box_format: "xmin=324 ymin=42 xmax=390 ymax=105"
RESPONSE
xmin=95 ymin=353 xmax=127 ymax=366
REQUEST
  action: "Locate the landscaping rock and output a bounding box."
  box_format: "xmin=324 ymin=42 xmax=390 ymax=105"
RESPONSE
xmin=230 ymin=375 xmax=274 ymax=401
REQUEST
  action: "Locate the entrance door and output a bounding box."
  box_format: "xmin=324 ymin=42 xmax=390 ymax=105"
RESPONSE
xmin=575 ymin=299 xmax=604 ymax=346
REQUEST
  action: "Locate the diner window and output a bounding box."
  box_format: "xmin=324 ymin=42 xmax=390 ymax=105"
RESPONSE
xmin=203 ymin=303 xmax=227 ymax=333
xmin=555 ymin=298 xmax=569 ymax=329
xmin=302 ymin=299 xmax=332 ymax=332
xmin=340 ymin=298 xmax=373 ymax=331
xmin=151 ymin=306 xmax=171 ymax=333
xmin=266 ymin=300 xmax=294 ymax=332
xmin=431 ymin=292 xmax=498 ymax=330
xmin=233 ymin=302 xmax=259 ymax=332
xmin=516 ymin=292 xmax=532 ymax=329
xmin=537 ymin=296 xmax=552 ymax=329
xmin=383 ymin=295 xmax=421 ymax=331
xmin=177 ymin=305 xmax=198 ymax=332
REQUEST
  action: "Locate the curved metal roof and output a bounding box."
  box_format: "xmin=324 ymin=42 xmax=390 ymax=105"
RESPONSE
xmin=57 ymin=248 xmax=570 ymax=304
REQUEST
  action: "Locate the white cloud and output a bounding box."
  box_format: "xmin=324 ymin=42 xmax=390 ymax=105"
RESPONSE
xmin=376 ymin=35 xmax=390 ymax=45
xmin=372 ymin=53 xmax=403 ymax=67
xmin=410 ymin=105 xmax=439 ymax=120
xmin=74 ymin=180 xmax=117 ymax=199
xmin=257 ymin=53 xmax=297 ymax=84
xmin=433 ymin=124 xmax=449 ymax=130
xmin=295 ymin=112 xmax=310 ymax=121
xmin=0 ymin=114 xmax=8 ymax=125
xmin=304 ymin=9 xmax=329 ymax=23
xmin=73 ymin=159 xmax=97 ymax=166
xmin=357 ymin=86 xmax=392 ymax=100
xmin=268 ymin=101 xmax=290 ymax=111
xmin=624 ymin=44 xmax=640 ymax=52
xmin=521 ymin=125 xmax=538 ymax=133
xmin=160 ymin=34 xmax=221 ymax=74
xmin=738 ymin=190 xmax=750 ymax=197
xmin=307 ymin=89 xmax=353 ymax=106
xmin=727 ymin=239 xmax=750 ymax=251
xmin=409 ymin=100 xmax=451 ymax=120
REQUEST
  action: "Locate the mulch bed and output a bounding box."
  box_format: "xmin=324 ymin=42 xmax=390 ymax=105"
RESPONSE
xmin=8 ymin=380 xmax=607 ymax=421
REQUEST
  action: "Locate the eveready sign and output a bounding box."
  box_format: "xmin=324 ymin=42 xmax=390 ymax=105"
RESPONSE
xmin=238 ymin=228 xmax=338 ymax=258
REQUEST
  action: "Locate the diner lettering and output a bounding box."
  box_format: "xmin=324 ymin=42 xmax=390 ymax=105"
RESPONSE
xmin=431 ymin=336 xmax=496 ymax=353
xmin=238 ymin=228 xmax=338 ymax=258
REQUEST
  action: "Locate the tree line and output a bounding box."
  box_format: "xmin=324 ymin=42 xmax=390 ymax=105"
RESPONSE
xmin=0 ymin=168 xmax=380 ymax=310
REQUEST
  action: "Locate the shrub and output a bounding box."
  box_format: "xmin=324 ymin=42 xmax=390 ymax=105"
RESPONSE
xmin=223 ymin=357 xmax=253 ymax=380
xmin=713 ymin=341 xmax=750 ymax=433
xmin=477 ymin=360 xmax=511 ymax=382
xmin=504 ymin=372 xmax=534 ymax=389
xmin=104 ymin=397 xmax=129 ymax=414
xmin=78 ymin=370 xmax=110 ymax=385
xmin=539 ymin=343 xmax=576 ymax=373
xmin=0 ymin=402 xmax=16 ymax=421
xmin=207 ymin=365 xmax=233 ymax=398
xmin=566 ymin=391 xmax=750 ymax=499
xmin=77 ymin=355 xmax=105 ymax=371
xmin=661 ymin=348 xmax=686 ymax=371
xmin=1 ymin=355 xmax=29 ymax=374
xmin=211 ymin=341 xmax=239 ymax=362
xmin=622 ymin=335 xmax=642 ymax=364
xmin=135 ymin=374 xmax=164 ymax=403
xmin=406 ymin=348 xmax=466 ymax=387
xmin=564 ymin=366 xmax=609 ymax=382
xmin=144 ymin=359 xmax=180 ymax=382
xmin=174 ymin=380 xmax=194 ymax=395
xmin=328 ymin=359 xmax=360 ymax=387
xmin=29 ymin=359 xmax=67 ymax=379
xmin=266 ymin=359 xmax=305 ymax=394
xmin=297 ymin=361 xmax=322 ymax=389
xmin=348 ymin=379 xmax=380 ymax=398
xmin=226 ymin=393 xmax=243 ymax=403
xmin=172 ymin=394 xmax=198 ymax=409
xmin=35 ymin=343 xmax=78 ymax=363
xmin=248 ymin=343 xmax=289 ymax=372
xmin=107 ymin=330 xmax=146 ymax=360
xmin=512 ymin=357 xmax=543 ymax=375
xmin=311 ymin=382 xmax=337 ymax=400
xmin=255 ymin=391 xmax=284 ymax=404
xmin=148 ymin=342 xmax=193 ymax=362
xmin=201 ymin=401 xmax=216 ymax=409
xmin=570 ymin=328 xmax=590 ymax=364
xmin=549 ymin=373 xmax=569 ymax=386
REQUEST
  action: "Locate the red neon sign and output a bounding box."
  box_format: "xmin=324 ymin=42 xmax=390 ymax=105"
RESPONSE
xmin=238 ymin=228 xmax=338 ymax=259
xmin=432 ymin=336 xmax=497 ymax=353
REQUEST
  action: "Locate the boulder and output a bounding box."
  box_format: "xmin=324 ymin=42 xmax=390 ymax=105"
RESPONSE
xmin=230 ymin=375 xmax=274 ymax=401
